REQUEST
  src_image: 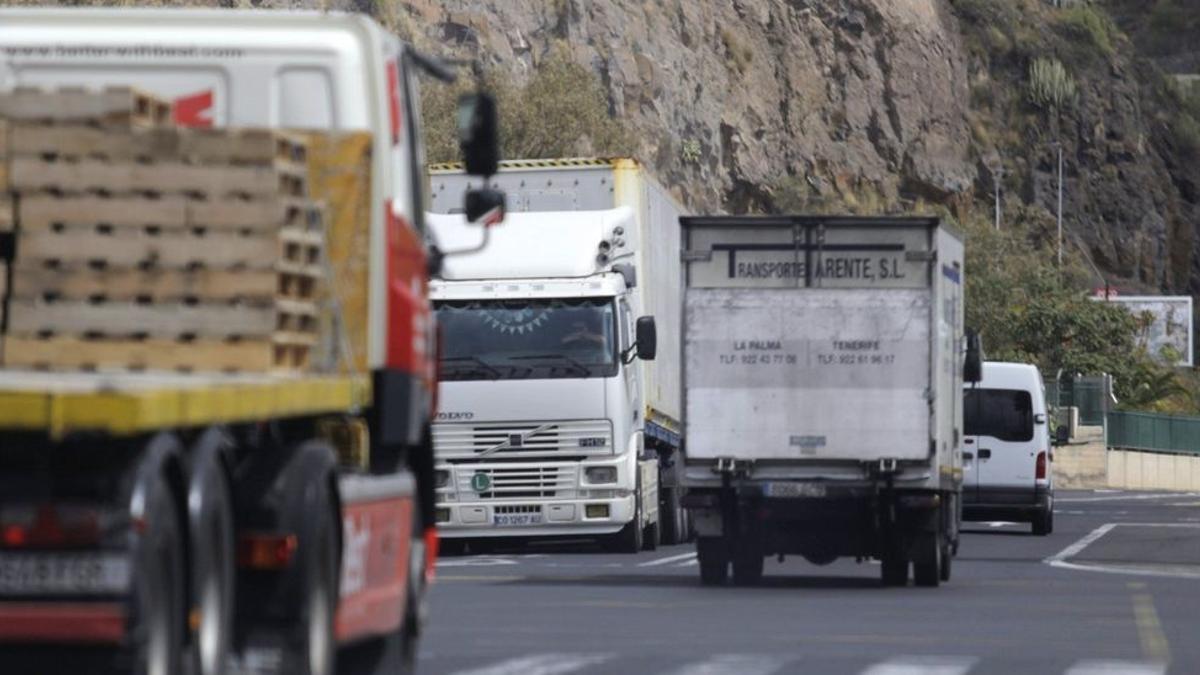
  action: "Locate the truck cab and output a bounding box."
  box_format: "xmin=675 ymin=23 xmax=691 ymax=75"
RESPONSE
xmin=428 ymin=208 xmax=661 ymax=551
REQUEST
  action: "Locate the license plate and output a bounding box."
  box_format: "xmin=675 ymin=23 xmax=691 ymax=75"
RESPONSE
xmin=493 ymin=513 xmax=543 ymax=527
xmin=0 ymin=552 xmax=131 ymax=595
xmin=765 ymin=482 xmax=827 ymax=499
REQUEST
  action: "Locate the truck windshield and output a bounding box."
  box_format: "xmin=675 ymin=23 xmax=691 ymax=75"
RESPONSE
xmin=964 ymin=388 xmax=1034 ymax=442
xmin=436 ymin=298 xmax=619 ymax=380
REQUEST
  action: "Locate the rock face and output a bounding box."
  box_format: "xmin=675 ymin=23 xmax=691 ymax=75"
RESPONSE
xmin=399 ymin=0 xmax=977 ymax=214
xmin=394 ymin=0 xmax=1199 ymax=301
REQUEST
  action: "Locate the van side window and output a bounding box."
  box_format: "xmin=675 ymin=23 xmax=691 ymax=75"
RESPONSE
xmin=964 ymin=389 xmax=1034 ymax=442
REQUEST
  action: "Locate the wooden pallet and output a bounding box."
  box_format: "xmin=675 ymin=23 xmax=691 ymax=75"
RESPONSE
xmin=10 ymin=156 xmax=307 ymax=199
xmin=17 ymin=225 xmax=280 ymax=269
xmin=18 ymin=195 xmax=321 ymax=232
xmin=7 ymin=299 xmax=277 ymax=340
xmin=0 ymin=87 xmax=171 ymax=128
xmin=1 ymin=335 xmax=289 ymax=373
xmin=9 ymin=124 xmax=308 ymax=168
xmin=9 ymin=264 xmax=278 ymax=304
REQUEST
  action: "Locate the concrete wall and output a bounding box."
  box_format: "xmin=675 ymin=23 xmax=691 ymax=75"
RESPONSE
xmin=1053 ymin=442 xmax=1200 ymax=491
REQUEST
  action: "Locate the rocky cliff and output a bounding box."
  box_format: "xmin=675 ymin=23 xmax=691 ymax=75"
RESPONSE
xmin=391 ymin=0 xmax=1200 ymax=302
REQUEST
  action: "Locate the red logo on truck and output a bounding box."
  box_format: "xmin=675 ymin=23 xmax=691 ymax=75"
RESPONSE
xmin=174 ymin=90 xmax=214 ymax=128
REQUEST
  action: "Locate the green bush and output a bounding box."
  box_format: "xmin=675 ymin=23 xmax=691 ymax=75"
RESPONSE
xmin=1057 ymin=6 xmax=1117 ymax=56
xmin=1027 ymin=57 xmax=1077 ymax=112
xmin=421 ymin=44 xmax=632 ymax=164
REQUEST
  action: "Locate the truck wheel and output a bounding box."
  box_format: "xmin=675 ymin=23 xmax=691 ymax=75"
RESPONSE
xmin=133 ymin=471 xmax=187 ymax=675
xmin=913 ymin=532 xmax=942 ymax=588
xmin=298 ymin=492 xmax=338 ymax=675
xmin=696 ymin=537 xmax=728 ymax=586
xmin=660 ymin=487 xmax=684 ymax=545
xmin=880 ymin=551 xmax=908 ymax=587
xmin=610 ymin=476 xmax=644 ymax=553
xmin=731 ymin=541 xmax=764 ymax=586
xmin=187 ymin=436 xmax=235 ymax=675
xmin=939 ymin=541 xmax=953 ymax=582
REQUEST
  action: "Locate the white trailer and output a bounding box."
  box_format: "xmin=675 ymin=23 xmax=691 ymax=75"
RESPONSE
xmin=428 ymin=158 xmax=691 ymax=546
xmin=679 ymin=215 xmax=981 ymax=587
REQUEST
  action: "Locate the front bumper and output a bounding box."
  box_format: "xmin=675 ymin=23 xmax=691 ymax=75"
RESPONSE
xmin=436 ymin=493 xmax=636 ymax=539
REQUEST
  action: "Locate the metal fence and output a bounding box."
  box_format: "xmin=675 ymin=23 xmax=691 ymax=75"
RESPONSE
xmin=1046 ymin=374 xmax=1110 ymax=426
xmin=1107 ymin=410 xmax=1200 ymax=455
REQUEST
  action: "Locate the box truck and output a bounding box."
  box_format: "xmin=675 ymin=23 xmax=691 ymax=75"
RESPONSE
xmin=679 ymin=215 xmax=981 ymax=587
xmin=427 ymin=158 xmax=691 ymax=548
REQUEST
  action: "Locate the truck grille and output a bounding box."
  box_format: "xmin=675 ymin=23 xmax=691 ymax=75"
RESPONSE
xmin=434 ymin=420 xmax=613 ymax=460
xmin=456 ymin=465 xmax=577 ymax=499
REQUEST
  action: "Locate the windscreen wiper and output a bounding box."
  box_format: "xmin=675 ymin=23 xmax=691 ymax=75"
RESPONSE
xmin=441 ymin=356 xmax=503 ymax=379
xmin=508 ymin=353 xmax=592 ymax=377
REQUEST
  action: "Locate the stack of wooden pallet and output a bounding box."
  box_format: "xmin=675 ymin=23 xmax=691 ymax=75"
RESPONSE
xmin=0 ymin=86 xmax=325 ymax=373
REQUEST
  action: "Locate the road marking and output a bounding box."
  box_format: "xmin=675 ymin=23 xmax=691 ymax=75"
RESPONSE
xmin=437 ymin=575 xmax=527 ymax=583
xmin=661 ymin=654 xmax=787 ymax=675
xmin=1064 ymin=660 xmax=1166 ymax=674
xmin=982 ymin=521 xmax=1019 ymax=528
xmin=1045 ymin=522 xmax=1200 ymax=579
xmin=858 ymin=655 xmax=978 ymax=675
xmin=1057 ymin=493 xmax=1198 ymax=503
xmin=638 ymin=551 xmax=698 ymax=567
xmin=678 ymin=558 xmax=699 ymax=567
xmin=1130 ymin=587 xmax=1171 ymax=664
xmin=436 ymin=557 xmax=517 ymax=568
xmin=449 ymin=653 xmax=611 ymax=675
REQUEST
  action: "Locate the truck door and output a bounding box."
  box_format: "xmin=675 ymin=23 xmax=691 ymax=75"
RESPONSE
xmin=964 ymin=387 xmax=1037 ymax=503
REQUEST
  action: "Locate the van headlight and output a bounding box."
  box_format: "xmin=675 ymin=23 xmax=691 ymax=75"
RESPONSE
xmin=584 ymin=466 xmax=617 ymax=484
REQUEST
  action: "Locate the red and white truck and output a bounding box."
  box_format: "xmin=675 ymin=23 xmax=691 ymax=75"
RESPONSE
xmin=0 ymin=8 xmax=499 ymax=674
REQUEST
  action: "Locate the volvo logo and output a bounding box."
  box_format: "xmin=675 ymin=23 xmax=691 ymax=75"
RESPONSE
xmin=436 ymin=411 xmax=474 ymax=421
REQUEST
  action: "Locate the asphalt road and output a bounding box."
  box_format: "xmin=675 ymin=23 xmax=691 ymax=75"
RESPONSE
xmin=418 ymin=490 xmax=1200 ymax=675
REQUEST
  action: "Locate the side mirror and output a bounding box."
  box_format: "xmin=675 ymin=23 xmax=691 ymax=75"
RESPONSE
xmin=464 ymin=187 xmax=505 ymax=226
xmin=457 ymin=92 xmax=499 ymax=177
xmin=963 ymin=328 xmax=984 ymax=384
xmin=635 ymin=316 xmax=657 ymax=361
xmin=1054 ymin=424 xmax=1070 ymax=446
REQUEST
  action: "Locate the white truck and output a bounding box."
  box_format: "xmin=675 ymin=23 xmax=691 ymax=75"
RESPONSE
xmin=426 ymin=158 xmax=690 ymax=550
xmin=678 ymin=215 xmax=982 ymax=587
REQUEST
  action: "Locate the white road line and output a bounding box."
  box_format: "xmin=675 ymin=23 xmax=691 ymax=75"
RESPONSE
xmin=638 ymin=551 xmax=698 ymax=567
xmin=678 ymin=558 xmax=699 ymax=567
xmin=1044 ymin=522 xmax=1200 ymax=579
xmin=1057 ymin=493 xmax=1198 ymax=503
xmin=436 ymin=557 xmax=517 ymax=568
xmin=449 ymin=653 xmax=612 ymax=675
xmin=858 ymin=655 xmax=978 ymax=675
xmin=1063 ymin=660 xmax=1166 ymax=675
xmin=660 ymin=654 xmax=787 ymax=675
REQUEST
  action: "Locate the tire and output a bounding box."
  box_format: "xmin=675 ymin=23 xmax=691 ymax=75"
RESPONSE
xmin=660 ymin=487 xmax=685 ymax=545
xmin=132 ymin=471 xmax=187 ymax=675
xmin=643 ymin=519 xmax=660 ymax=551
xmin=696 ymin=536 xmax=729 ymax=586
xmin=1032 ymin=507 xmax=1052 ymax=536
xmin=939 ymin=541 xmax=953 ymax=583
xmin=187 ymin=438 xmax=235 ymax=675
xmin=880 ymin=551 xmax=908 ymax=587
xmin=298 ymin=492 xmax=338 ymax=675
xmin=913 ymin=531 xmax=942 ymax=588
xmin=730 ymin=538 xmax=764 ymax=586
xmin=610 ymin=476 xmax=644 ymax=553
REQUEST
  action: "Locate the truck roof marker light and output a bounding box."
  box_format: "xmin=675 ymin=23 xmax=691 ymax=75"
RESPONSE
xmin=238 ymin=534 xmax=298 ymax=570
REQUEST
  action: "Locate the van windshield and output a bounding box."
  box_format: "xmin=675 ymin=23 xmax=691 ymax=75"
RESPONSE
xmin=964 ymin=388 xmax=1034 ymax=442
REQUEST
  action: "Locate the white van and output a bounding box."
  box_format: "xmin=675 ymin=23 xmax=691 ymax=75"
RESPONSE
xmin=962 ymin=362 xmax=1054 ymax=535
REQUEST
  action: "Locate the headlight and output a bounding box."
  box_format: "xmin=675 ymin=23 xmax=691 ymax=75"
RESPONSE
xmin=584 ymin=466 xmax=617 ymax=484
xmin=435 ymin=470 xmax=451 ymax=488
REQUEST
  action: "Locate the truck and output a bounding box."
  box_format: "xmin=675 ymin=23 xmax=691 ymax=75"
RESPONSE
xmin=0 ymin=8 xmax=499 ymax=674
xmin=425 ymin=158 xmax=691 ymax=549
xmin=678 ymin=215 xmax=982 ymax=587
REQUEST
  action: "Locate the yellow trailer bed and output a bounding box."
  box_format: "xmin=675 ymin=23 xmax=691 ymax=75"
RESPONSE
xmin=0 ymin=371 xmax=371 ymax=438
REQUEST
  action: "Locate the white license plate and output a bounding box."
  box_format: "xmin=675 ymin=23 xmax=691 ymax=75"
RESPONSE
xmin=0 ymin=552 xmax=131 ymax=595
xmin=765 ymin=482 xmax=827 ymax=498
xmin=493 ymin=514 xmax=543 ymax=527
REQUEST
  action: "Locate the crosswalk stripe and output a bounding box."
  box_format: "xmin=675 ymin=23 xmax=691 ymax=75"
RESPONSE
xmin=1064 ymin=660 xmax=1167 ymax=675
xmin=638 ymin=551 xmax=698 ymax=567
xmin=448 ymin=653 xmax=612 ymax=675
xmin=859 ymin=655 xmax=978 ymax=675
xmin=660 ymin=654 xmax=787 ymax=675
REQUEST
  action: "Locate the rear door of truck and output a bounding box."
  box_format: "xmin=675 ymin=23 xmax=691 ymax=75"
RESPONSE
xmin=681 ymin=217 xmax=937 ymax=465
